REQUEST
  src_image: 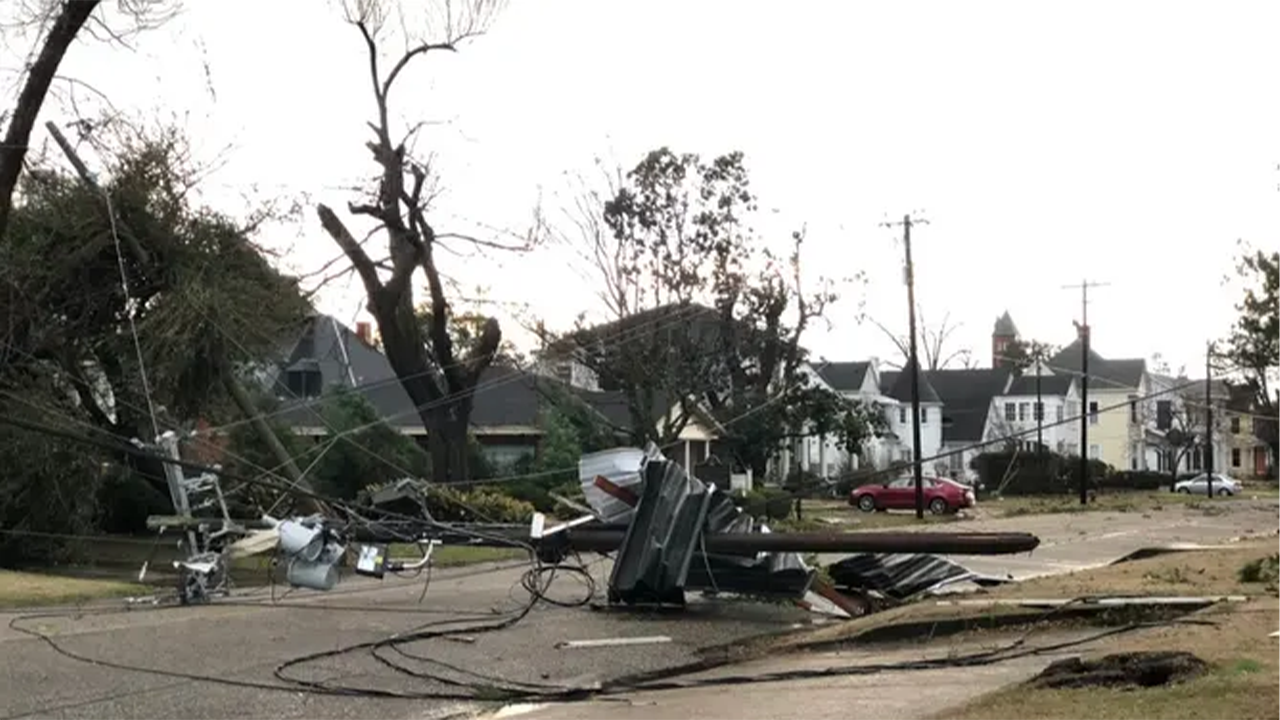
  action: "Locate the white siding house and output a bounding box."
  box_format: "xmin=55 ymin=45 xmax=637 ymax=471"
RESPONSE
xmin=987 ymin=366 xmax=1080 ymax=457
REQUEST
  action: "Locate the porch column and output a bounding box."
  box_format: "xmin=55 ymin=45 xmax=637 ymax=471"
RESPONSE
xmin=818 ymin=434 xmax=828 ymax=479
xmin=683 ymin=441 xmax=692 ymax=471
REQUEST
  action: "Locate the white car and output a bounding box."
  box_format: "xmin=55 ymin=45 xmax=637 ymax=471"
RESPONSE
xmin=1173 ymin=473 xmax=1240 ymax=497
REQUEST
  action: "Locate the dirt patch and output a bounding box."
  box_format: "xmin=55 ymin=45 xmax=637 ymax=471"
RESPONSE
xmin=1026 ymin=650 xmax=1209 ymax=689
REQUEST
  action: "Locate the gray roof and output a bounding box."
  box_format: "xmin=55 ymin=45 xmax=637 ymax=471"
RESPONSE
xmin=879 ymin=359 xmax=942 ymax=404
xmin=268 ymin=314 xmax=695 ymax=435
xmin=1005 ymin=373 xmax=1075 ymax=396
xmin=993 ymin=311 xmax=1019 ymax=337
xmin=1047 ymin=340 xmax=1146 ymax=390
xmin=815 ymin=361 xmax=870 ymax=392
xmin=925 ymin=368 xmax=1014 ymax=443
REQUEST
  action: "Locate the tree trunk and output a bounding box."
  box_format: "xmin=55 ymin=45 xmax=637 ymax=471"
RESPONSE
xmin=0 ymin=0 xmax=101 ymax=241
xmin=427 ymin=411 xmax=470 ymax=484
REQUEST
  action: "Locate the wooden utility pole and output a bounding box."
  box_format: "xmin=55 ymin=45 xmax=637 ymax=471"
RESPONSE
xmin=1063 ymin=279 xmax=1110 ymax=505
xmin=885 ymin=214 xmax=929 ymax=519
xmin=1205 ymin=342 xmax=1215 ymax=498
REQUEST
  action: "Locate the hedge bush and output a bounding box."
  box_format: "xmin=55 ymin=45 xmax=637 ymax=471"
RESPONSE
xmin=738 ymin=487 xmax=794 ymax=522
xmin=971 ymin=451 xmax=1113 ymax=497
xmin=1098 ymin=470 xmax=1169 ymax=492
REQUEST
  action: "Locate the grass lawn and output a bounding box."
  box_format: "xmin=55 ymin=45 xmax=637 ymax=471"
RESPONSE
xmin=939 ymin=595 xmax=1280 ymax=720
xmin=987 ymin=490 xmax=1230 ymax=517
xmin=386 ymin=544 xmax=528 ymax=567
xmin=0 ymin=569 xmax=148 ymax=609
xmin=935 ymin=542 xmax=1280 ymax=720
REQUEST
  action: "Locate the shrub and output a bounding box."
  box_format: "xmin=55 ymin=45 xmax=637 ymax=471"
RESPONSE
xmin=738 ymin=487 xmax=794 ymax=522
xmin=972 ymin=451 xmax=1113 ymax=497
xmin=1099 ymin=470 xmax=1168 ymax=492
xmin=425 ymin=486 xmax=535 ymax=524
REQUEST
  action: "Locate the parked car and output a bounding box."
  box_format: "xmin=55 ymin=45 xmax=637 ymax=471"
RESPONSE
xmin=1173 ymin=473 xmax=1240 ymax=497
xmin=849 ymin=476 xmax=975 ymax=515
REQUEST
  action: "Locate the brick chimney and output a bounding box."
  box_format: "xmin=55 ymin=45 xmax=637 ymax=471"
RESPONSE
xmin=355 ymin=321 xmax=372 ymax=344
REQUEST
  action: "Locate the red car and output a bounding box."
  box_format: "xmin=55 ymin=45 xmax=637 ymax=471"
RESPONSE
xmin=849 ymin=476 xmax=975 ymax=515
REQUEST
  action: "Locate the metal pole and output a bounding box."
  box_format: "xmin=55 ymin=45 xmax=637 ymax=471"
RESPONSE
xmin=1205 ymin=342 xmax=1214 ymax=499
xmin=903 ymin=215 xmax=926 ymax=520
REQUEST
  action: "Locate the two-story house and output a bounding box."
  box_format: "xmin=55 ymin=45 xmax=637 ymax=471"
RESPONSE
xmin=877 ymin=360 xmax=946 ymax=472
xmin=987 ymin=367 xmax=1081 ymax=457
xmin=1222 ymin=383 xmax=1272 ymax=478
xmin=1046 ymin=338 xmax=1148 ymax=469
xmin=928 ymin=367 xmax=1015 ymax=483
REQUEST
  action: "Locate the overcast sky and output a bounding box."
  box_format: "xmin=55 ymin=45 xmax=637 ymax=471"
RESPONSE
xmin=6 ymin=0 xmax=1277 ymax=377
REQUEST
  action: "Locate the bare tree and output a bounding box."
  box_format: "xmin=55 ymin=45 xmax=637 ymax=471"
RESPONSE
xmin=0 ymin=0 xmax=178 ymax=241
xmin=316 ymin=0 xmax=535 ymax=484
xmin=871 ymin=308 xmax=973 ymax=371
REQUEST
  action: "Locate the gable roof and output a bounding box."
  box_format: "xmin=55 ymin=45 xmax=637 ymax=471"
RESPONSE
xmin=879 ymin=359 xmax=942 ymax=404
xmin=268 ymin=315 xmax=717 ymax=437
xmin=926 ymin=368 xmax=1014 ymax=442
xmin=815 ymin=361 xmax=870 ymax=392
xmin=1005 ymin=373 xmax=1075 ymax=396
xmin=1047 ymin=339 xmax=1146 ymax=390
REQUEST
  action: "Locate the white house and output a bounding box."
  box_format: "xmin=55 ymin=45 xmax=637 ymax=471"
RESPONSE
xmin=876 ymin=360 xmax=946 ymax=473
xmin=986 ymin=364 xmax=1081 ymax=457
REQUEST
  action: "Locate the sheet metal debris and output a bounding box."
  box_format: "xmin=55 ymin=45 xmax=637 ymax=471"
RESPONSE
xmin=826 ymin=552 xmax=1012 ymax=600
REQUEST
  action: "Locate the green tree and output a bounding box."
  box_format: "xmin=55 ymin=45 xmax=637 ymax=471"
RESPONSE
xmin=559 ymin=148 xmax=878 ymax=477
xmin=1224 ymin=245 xmax=1279 ymax=457
xmin=1 ymin=126 xmax=310 ymax=496
xmin=301 ymin=386 xmax=432 ymax=501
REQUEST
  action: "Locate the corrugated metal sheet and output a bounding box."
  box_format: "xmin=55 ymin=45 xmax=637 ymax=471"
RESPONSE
xmin=827 ymin=553 xmax=1009 ymax=600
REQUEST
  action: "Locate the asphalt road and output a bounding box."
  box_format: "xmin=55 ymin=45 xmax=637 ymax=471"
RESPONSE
xmin=2 ymin=498 xmax=1275 ymax=720
xmin=0 ymin=559 xmax=812 ymax=720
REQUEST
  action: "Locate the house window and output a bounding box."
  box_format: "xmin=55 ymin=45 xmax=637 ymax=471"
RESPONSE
xmin=1191 ymin=447 xmax=1202 ymax=471
xmin=285 ymin=369 xmax=323 ymax=398
xmin=948 ymin=451 xmax=963 ymax=470
xmin=1129 ymin=395 xmax=1139 ymax=423
xmin=1089 ymin=401 xmax=1099 ymax=425
xmin=1156 ymin=400 xmax=1172 ymax=430
xmin=1018 ymin=402 xmax=1028 ymax=421
xmin=1056 ymin=405 xmax=1065 ymax=422
xmin=1067 ymin=401 xmax=1078 ymax=419
xmin=921 ymin=407 xmax=929 ymax=424
xmin=1034 ymin=402 xmax=1044 ymax=421
xmin=898 ymin=407 xmax=907 ymax=424
xmin=902 ymin=448 xmax=913 ymax=462
xmin=1056 ymin=440 xmax=1066 ymax=454
xmin=1130 ymin=442 xmax=1140 ymax=470
xmin=1089 ymin=444 xmax=1100 ymax=459
xmin=1231 ymin=448 xmax=1241 ymax=467
xmin=1004 ymin=402 xmax=1016 ymax=422
xmin=1230 ymin=416 xmax=1240 ymax=434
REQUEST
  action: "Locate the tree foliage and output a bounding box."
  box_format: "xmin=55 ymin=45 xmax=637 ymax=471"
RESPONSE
xmin=1224 ymin=245 xmax=1279 ymax=456
xmin=559 ymin=147 xmax=878 ymax=475
xmin=0 ymin=125 xmax=309 ymax=559
xmin=1000 ymin=338 xmax=1058 ymax=375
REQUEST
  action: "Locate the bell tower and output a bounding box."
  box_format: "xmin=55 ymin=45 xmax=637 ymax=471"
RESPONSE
xmin=992 ymin=311 xmax=1019 ymax=368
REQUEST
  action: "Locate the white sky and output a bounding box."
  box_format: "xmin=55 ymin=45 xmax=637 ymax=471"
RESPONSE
xmin=5 ymin=0 xmax=1278 ymax=377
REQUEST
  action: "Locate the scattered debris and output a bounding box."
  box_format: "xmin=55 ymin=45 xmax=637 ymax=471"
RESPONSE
xmin=555 ymin=635 xmax=673 ymax=649
xmin=1026 ymin=651 xmax=1209 ymax=689
xmin=827 ymin=552 xmax=1012 ymax=601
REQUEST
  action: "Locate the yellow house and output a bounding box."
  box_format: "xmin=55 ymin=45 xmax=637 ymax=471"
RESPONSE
xmin=1047 ymin=340 xmax=1148 ymax=470
xmin=1225 ymin=409 xmax=1272 ymax=479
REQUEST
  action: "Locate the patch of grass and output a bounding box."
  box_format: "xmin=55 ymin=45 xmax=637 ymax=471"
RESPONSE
xmin=990 ymin=491 xmax=1196 ymax=518
xmin=1237 ymin=554 xmax=1278 ymax=588
xmin=938 ymin=597 xmax=1280 ymax=720
xmin=0 ymin=569 xmax=147 ymax=608
xmin=426 ymin=545 xmax=528 ymax=567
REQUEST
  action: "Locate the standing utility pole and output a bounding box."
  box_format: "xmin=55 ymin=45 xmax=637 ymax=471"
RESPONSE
xmin=1205 ymin=342 xmax=1215 ymax=499
xmin=1063 ymin=279 xmax=1110 ymax=505
xmin=885 ymin=214 xmax=929 ymax=519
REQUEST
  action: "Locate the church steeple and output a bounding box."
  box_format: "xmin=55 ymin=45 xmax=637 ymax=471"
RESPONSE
xmin=992 ymin=311 xmax=1019 ymax=368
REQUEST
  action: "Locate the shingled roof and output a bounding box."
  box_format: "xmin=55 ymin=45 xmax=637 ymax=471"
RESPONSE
xmin=1047 ymin=340 xmax=1146 ymax=390
xmin=1005 ymin=373 xmax=1076 ymax=396
xmin=815 ymin=361 xmax=871 ymax=392
xmin=926 ymin=368 xmax=1015 ymax=443
xmin=879 ymin=359 xmax=942 ymax=404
